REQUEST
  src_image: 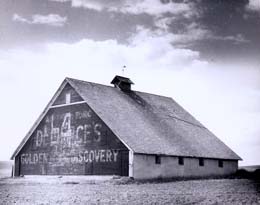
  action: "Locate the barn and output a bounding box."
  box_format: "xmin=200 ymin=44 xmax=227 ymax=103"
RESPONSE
xmin=11 ymin=76 xmax=241 ymax=179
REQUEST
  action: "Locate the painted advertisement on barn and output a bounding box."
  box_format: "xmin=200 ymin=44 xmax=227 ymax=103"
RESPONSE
xmin=17 ymin=103 xmax=129 ymax=176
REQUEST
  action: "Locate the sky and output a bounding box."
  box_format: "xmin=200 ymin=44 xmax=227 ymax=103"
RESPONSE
xmin=0 ymin=0 xmax=259 ymax=165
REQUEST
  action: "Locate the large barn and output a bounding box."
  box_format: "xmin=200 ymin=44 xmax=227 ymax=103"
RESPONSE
xmin=11 ymin=76 xmax=241 ymax=179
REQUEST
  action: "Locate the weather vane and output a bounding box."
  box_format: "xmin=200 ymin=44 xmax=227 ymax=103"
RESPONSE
xmin=122 ymin=65 xmax=126 ymax=76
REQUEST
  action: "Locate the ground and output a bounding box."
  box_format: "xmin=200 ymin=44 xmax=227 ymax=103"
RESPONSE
xmin=0 ymin=176 xmax=260 ymax=204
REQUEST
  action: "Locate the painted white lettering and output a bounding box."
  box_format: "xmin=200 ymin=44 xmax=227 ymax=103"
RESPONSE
xmin=36 ymin=130 xmax=43 ymax=147
xmin=20 ymin=153 xmax=48 ymax=165
xmin=51 ymin=127 xmax=59 ymax=144
xmin=94 ymin=150 xmax=100 ymax=162
xmin=33 ymin=154 xmax=38 ymax=164
xmin=21 ymin=154 xmax=26 ymax=164
xmin=50 ymin=115 xmax=60 ymax=144
xmin=94 ymin=123 xmax=102 ymax=142
xmin=43 ymin=126 xmax=48 ymax=146
xmin=75 ymin=149 xmax=120 ymax=164
xmin=78 ymin=152 xmax=84 ymax=163
xmin=61 ymin=113 xmax=71 ymax=137
xmin=75 ymin=110 xmax=92 ymax=119
xmin=84 ymin=151 xmax=89 ymax=163
xmin=106 ymin=150 xmax=112 ymax=162
xmin=100 ymin=150 xmax=105 ymax=162
xmin=89 ymin=150 xmax=95 ymax=162
xmin=76 ymin=125 xmax=84 ymax=141
xmin=112 ymin=150 xmax=119 ymax=162
xmin=84 ymin=124 xmax=92 ymax=143
xmin=38 ymin=153 xmax=48 ymax=164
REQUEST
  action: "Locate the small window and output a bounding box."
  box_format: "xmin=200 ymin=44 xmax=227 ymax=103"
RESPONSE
xmin=199 ymin=158 xmax=204 ymax=166
xmin=65 ymin=93 xmax=71 ymax=104
xmin=218 ymin=160 xmax=223 ymax=168
xmin=178 ymin=157 xmax=184 ymax=165
xmin=155 ymin=155 xmax=161 ymax=164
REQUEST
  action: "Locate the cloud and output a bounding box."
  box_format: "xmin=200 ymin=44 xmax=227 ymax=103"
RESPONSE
xmin=70 ymin=0 xmax=105 ymax=11
xmin=37 ymin=26 xmax=204 ymax=72
xmin=32 ymin=14 xmax=67 ymax=27
xmin=170 ymin=23 xmax=211 ymax=45
xmin=51 ymin=0 xmax=195 ymax=17
xmin=154 ymin=21 xmax=250 ymax=46
xmin=50 ymin=0 xmax=123 ymax=12
xmin=116 ymin=0 xmax=193 ymax=16
xmin=12 ymin=14 xmax=67 ymax=27
xmin=247 ymin=0 xmax=260 ymax=12
xmin=12 ymin=14 xmax=30 ymax=24
xmin=213 ymin=34 xmax=250 ymax=44
xmin=48 ymin=1 xmax=249 ymax=46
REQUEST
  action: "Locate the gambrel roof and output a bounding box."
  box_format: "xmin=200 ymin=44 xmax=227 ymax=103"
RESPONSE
xmin=11 ymin=77 xmax=241 ymax=160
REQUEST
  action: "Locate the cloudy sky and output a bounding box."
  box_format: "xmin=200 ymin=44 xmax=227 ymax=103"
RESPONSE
xmin=0 ymin=0 xmax=259 ymax=165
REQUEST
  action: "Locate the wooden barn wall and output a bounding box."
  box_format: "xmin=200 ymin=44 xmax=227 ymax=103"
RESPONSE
xmin=16 ymin=103 xmax=129 ymax=176
xmin=52 ymin=83 xmax=84 ymax=106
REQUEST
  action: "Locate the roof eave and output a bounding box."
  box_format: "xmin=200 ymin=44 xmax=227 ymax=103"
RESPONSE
xmin=133 ymin=152 xmax=242 ymax=161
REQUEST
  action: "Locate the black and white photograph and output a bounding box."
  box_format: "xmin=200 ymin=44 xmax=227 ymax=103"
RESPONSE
xmin=0 ymin=0 xmax=260 ymax=204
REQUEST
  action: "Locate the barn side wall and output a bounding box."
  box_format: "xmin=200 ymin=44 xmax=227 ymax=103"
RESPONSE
xmin=133 ymin=154 xmax=238 ymax=179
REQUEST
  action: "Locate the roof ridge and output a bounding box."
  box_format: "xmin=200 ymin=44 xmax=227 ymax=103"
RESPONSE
xmin=66 ymin=77 xmax=174 ymax=100
xmin=66 ymin=77 xmax=112 ymax=88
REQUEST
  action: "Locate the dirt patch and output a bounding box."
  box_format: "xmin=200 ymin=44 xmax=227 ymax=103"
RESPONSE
xmin=0 ymin=177 xmax=260 ymax=204
xmin=63 ymin=181 xmax=80 ymax=185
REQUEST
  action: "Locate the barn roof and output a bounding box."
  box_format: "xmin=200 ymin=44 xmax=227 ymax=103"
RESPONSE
xmin=11 ymin=77 xmax=241 ymax=160
xmin=67 ymin=78 xmax=241 ymax=160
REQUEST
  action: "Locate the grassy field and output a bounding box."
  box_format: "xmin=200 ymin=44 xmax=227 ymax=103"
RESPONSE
xmin=0 ymin=176 xmax=260 ymax=205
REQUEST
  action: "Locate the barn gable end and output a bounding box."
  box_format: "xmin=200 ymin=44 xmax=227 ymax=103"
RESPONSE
xmin=13 ymin=80 xmax=129 ymax=176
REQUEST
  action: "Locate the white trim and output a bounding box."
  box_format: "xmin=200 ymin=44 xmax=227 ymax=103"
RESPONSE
xmin=12 ymin=163 xmax=15 ymax=178
xmin=129 ymin=150 xmax=134 ymax=177
xmin=50 ymin=101 xmax=86 ymax=108
xmin=65 ymin=92 xmax=71 ymax=104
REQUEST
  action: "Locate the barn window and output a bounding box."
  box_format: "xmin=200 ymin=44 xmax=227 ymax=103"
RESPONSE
xmin=155 ymin=155 xmax=161 ymax=164
xmin=65 ymin=93 xmax=71 ymax=104
xmin=218 ymin=160 xmax=223 ymax=168
xmin=178 ymin=157 xmax=184 ymax=165
xmin=199 ymin=158 xmax=204 ymax=166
